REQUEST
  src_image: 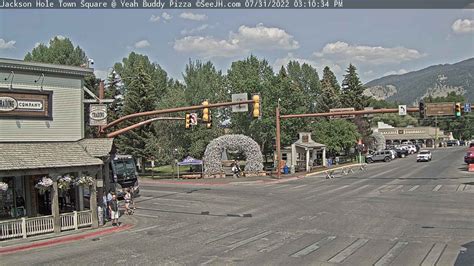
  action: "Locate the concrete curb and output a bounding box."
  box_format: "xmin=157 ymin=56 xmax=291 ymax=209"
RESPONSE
xmin=0 ymin=224 xmax=133 ymax=255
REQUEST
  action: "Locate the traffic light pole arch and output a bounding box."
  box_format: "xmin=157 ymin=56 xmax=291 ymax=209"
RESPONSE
xmin=274 ymin=107 xmax=420 ymax=178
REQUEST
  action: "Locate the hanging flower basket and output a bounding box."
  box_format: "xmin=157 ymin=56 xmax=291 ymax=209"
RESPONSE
xmin=74 ymin=176 xmax=95 ymax=187
xmin=58 ymin=175 xmax=73 ymax=191
xmin=35 ymin=176 xmax=53 ymax=194
xmin=0 ymin=182 xmax=8 ymax=192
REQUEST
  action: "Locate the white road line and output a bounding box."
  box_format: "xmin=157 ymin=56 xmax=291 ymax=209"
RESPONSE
xmin=205 ymin=228 xmax=249 ymax=244
xmin=433 ymin=185 xmax=443 ymax=192
xmin=421 ymin=243 xmax=447 ymax=266
xmin=304 ymin=185 xmax=350 ymax=200
xmin=151 ymin=202 xmax=191 ymax=208
xmin=132 ymin=224 xmax=161 ymax=233
xmin=259 ymin=233 xmax=305 ymax=253
xmin=225 ymin=231 xmax=273 ymax=252
xmin=141 ymin=189 xmax=179 ymax=194
xmin=456 ymin=184 xmax=466 ymax=192
xmin=276 ymin=184 xmax=291 ymax=189
xmin=408 ymin=185 xmax=420 ymax=191
xmin=369 ymin=168 xmax=400 ymax=179
xmin=374 ymin=241 xmax=408 ymax=266
xmin=134 ymin=213 xmax=160 ymax=219
xmin=290 ymin=236 xmax=336 ymax=258
xmin=376 ymin=185 xmax=389 ymax=191
xmin=328 ymin=238 xmax=369 ymax=263
xmin=390 ymin=185 xmax=404 ymax=192
xmin=289 ymin=185 xmax=308 ymax=190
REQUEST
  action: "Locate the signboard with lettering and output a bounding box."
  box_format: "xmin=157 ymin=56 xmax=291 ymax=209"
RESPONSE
xmin=0 ymin=89 xmax=52 ymax=120
xmin=89 ymin=104 xmax=107 ymax=126
xmin=231 ymin=93 xmax=249 ymax=113
xmin=329 ymin=107 xmax=355 ymax=119
xmin=426 ymin=102 xmax=455 ymax=117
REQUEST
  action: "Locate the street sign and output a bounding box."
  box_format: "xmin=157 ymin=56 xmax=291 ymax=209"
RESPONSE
xmin=329 ymin=107 xmax=355 ymax=119
xmin=89 ymin=104 xmax=107 ymax=126
xmin=398 ymin=105 xmax=407 ymax=116
xmin=425 ymin=102 xmax=455 ymax=117
xmin=464 ymin=103 xmax=471 ymax=113
xmin=190 ymin=113 xmax=198 ymax=126
xmin=231 ymin=93 xmax=249 ymax=113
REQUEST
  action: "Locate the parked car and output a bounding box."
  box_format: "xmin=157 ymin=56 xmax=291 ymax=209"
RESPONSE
xmin=417 ymin=150 xmax=432 ymax=162
xmin=470 ymin=142 xmax=474 ymax=148
xmin=465 ymin=148 xmax=474 ymax=164
xmin=384 ymin=149 xmax=397 ymax=160
xmin=366 ymin=150 xmax=393 ymax=163
xmin=395 ymin=148 xmax=409 ymax=158
xmin=447 ymin=140 xmax=458 ymax=147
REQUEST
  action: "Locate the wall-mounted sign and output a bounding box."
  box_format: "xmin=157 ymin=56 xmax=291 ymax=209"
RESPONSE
xmin=89 ymin=104 xmax=107 ymax=126
xmin=0 ymin=89 xmax=53 ymax=120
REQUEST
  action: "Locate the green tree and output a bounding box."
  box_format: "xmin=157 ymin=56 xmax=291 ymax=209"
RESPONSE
xmin=371 ymin=113 xmax=419 ymax=127
xmin=341 ymin=64 xmax=369 ymax=110
xmin=25 ymin=37 xmax=87 ymax=66
xmin=318 ymin=66 xmax=341 ymax=112
xmin=104 ymin=70 xmax=123 ymax=123
xmin=286 ymin=61 xmax=321 ymax=112
xmin=311 ymin=119 xmax=361 ymax=156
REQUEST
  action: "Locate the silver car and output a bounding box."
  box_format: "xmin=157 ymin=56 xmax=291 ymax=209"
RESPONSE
xmin=366 ymin=150 xmax=393 ymax=163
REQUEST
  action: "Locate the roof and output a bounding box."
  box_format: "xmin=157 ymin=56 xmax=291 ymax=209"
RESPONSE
xmin=0 ymin=142 xmax=103 ymax=172
xmin=79 ymin=138 xmax=114 ymax=157
xmin=295 ymin=142 xmax=326 ymax=148
xmin=0 ymin=58 xmax=94 ymax=77
xmin=383 ymin=134 xmax=433 ymax=140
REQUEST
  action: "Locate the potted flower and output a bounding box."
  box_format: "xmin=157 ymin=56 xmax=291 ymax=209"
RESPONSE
xmin=35 ymin=176 xmax=53 ymax=194
xmin=58 ymin=175 xmax=73 ymax=191
xmin=74 ymin=175 xmax=95 ymax=187
xmin=0 ymin=181 xmax=8 ymax=192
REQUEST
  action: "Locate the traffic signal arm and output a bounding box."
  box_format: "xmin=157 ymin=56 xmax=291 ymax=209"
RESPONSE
xmin=280 ymin=107 xmax=419 ymax=119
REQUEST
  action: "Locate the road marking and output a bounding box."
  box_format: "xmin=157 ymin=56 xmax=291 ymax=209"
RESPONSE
xmin=408 ymin=185 xmax=420 ymax=191
xmin=432 ymin=185 xmax=443 ymax=192
xmin=259 ymin=233 xmax=305 ymax=253
xmin=132 ymin=225 xmax=161 ymax=233
xmin=289 ymin=185 xmax=308 ymax=190
xmin=290 ymin=236 xmax=336 ymax=258
xmin=151 ymin=202 xmax=191 ymax=208
xmin=456 ymin=184 xmax=466 ymax=192
xmin=275 ymin=184 xmax=291 ymax=189
xmin=421 ymin=243 xmax=446 ymax=266
xmin=369 ymin=168 xmax=399 ymax=179
xmin=328 ymin=238 xmax=369 ymax=263
xmin=376 ymin=185 xmax=389 ymax=191
xmin=373 ymin=241 xmax=408 ymax=266
xmin=304 ymin=185 xmax=350 ymax=200
xmin=390 ymin=185 xmax=404 ymax=192
xmin=205 ymin=228 xmax=249 ymax=244
xmin=134 ymin=213 xmax=160 ymax=219
xmin=225 ymin=231 xmax=273 ymax=252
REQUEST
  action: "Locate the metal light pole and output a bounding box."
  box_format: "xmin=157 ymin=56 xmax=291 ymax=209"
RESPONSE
xmin=275 ymin=105 xmax=281 ymax=179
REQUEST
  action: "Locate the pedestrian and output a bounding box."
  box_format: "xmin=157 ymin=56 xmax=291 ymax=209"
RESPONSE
xmin=106 ymin=190 xmax=113 ymax=220
xmin=108 ymin=193 xmax=120 ymax=226
xmin=124 ymin=189 xmax=133 ymax=215
xmin=231 ymin=160 xmax=241 ymax=178
xmin=102 ymin=194 xmax=108 ymax=222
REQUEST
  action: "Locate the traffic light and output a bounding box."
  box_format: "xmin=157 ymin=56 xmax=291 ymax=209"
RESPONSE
xmin=419 ymin=101 xmax=425 ymax=119
xmin=185 ymin=113 xmax=191 ymax=129
xmin=455 ymin=102 xmax=462 ymax=117
xmin=252 ymin=94 xmax=261 ymax=118
xmin=202 ymin=100 xmax=210 ymax=122
xmin=206 ymin=110 xmax=212 ymax=129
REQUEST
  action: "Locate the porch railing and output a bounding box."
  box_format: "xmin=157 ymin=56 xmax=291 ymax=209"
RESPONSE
xmin=1 ymin=210 xmax=93 ymax=241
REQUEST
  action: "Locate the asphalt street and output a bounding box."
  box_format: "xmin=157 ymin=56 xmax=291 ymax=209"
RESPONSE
xmin=3 ymin=147 xmax=474 ymax=266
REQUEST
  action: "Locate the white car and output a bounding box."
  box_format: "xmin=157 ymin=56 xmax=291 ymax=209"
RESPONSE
xmin=417 ymin=150 xmax=432 ymax=162
xmin=402 ymin=145 xmax=417 ymax=154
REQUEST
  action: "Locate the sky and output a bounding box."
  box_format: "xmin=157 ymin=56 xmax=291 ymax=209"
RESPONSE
xmin=0 ymin=9 xmax=473 ymax=83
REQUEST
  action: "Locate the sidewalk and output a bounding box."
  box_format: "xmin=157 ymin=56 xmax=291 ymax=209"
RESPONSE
xmin=139 ymin=162 xmax=363 ymax=186
xmin=0 ymin=214 xmax=136 ymax=254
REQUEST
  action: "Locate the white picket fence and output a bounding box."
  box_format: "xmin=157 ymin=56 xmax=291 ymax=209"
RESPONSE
xmin=1 ymin=210 xmax=92 ymax=240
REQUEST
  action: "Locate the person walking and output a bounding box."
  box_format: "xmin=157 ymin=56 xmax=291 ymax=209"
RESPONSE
xmin=108 ymin=193 xmax=120 ymax=226
xmin=124 ymin=189 xmax=133 ymax=215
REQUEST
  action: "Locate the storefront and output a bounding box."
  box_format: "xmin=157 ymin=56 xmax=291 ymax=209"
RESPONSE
xmin=0 ymin=58 xmax=113 ymax=239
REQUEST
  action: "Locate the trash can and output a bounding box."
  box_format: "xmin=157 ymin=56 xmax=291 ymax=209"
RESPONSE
xmin=283 ymin=165 xmax=289 ymax=174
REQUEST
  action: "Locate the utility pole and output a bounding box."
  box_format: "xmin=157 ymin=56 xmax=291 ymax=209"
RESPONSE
xmin=434 ymin=115 xmax=438 ymax=149
xmin=275 ymin=106 xmax=281 ymax=179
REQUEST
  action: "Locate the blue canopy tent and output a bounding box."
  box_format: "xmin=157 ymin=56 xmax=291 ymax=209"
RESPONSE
xmin=177 ymin=156 xmax=203 ymax=179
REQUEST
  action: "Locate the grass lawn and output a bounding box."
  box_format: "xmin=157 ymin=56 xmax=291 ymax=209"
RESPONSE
xmin=147 ymin=165 xmax=192 ymax=174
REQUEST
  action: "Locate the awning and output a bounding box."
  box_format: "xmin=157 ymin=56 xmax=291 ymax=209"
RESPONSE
xmin=0 ymin=141 xmax=104 ymax=173
xmin=177 ymin=156 xmax=203 ymax=166
xmin=383 ymin=134 xmax=433 ymax=140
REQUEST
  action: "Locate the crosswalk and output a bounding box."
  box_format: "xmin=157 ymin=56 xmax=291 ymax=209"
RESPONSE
xmin=192 ymin=227 xmax=459 ymax=265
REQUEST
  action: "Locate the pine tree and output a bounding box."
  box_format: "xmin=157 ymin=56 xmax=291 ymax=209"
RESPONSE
xmin=341 ymin=64 xmax=368 ymax=110
xmin=318 ymin=66 xmax=341 ymax=112
xmin=104 ymin=70 xmax=123 ymax=123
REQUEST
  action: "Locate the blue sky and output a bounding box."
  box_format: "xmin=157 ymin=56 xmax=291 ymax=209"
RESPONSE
xmin=0 ymin=9 xmax=473 ymax=83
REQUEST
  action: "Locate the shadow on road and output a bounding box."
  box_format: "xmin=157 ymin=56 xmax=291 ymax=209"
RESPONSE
xmin=455 ymin=241 xmax=474 ymax=266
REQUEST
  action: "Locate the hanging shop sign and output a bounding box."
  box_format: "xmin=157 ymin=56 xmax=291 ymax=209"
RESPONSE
xmin=89 ymin=104 xmax=108 ymax=126
xmin=0 ymin=89 xmax=53 ymax=120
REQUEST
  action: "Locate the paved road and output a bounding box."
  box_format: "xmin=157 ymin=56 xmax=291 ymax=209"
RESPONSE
xmin=3 ymin=147 xmax=474 ymax=265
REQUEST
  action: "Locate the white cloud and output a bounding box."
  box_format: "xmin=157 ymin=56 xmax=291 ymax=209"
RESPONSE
xmin=180 ymin=12 xmax=208 ymax=21
xmin=383 ymin=69 xmax=408 ymax=76
xmin=162 ymin=12 xmax=172 ymax=21
xmin=314 ymin=41 xmax=424 ymax=65
xmin=173 ymin=36 xmax=241 ymax=58
xmin=149 ymin=14 xmax=160 ymax=22
xmin=174 ymin=23 xmax=299 ymax=58
xmin=452 ymin=19 xmax=474 ymax=34
xmin=0 ymin=39 xmax=16 ymax=49
xmin=134 ymin=40 xmax=151 ymax=49
xmin=231 ymin=23 xmax=299 ymax=50
xmin=94 ymin=70 xmax=108 ymax=80
xmin=273 ymin=53 xmax=342 ymax=75
xmin=55 ymin=35 xmax=66 ymax=40
xmin=180 ymin=24 xmax=210 ymax=35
